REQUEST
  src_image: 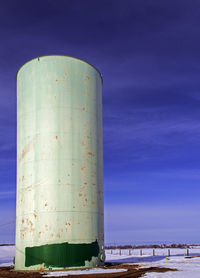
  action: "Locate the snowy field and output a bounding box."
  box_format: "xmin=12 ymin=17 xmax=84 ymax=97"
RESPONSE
xmin=106 ymin=248 xmax=200 ymax=277
xmin=43 ymin=268 xmax=127 ymax=277
xmin=1 ymin=245 xmax=200 ymax=277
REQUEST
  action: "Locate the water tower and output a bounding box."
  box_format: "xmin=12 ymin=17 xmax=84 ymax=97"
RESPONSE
xmin=15 ymin=55 xmax=104 ymax=270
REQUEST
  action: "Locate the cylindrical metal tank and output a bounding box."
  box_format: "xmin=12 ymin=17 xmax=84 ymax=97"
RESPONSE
xmin=15 ymin=55 xmax=104 ymax=270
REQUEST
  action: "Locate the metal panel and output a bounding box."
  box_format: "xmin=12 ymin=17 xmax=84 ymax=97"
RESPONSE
xmin=15 ymin=56 xmax=104 ymax=270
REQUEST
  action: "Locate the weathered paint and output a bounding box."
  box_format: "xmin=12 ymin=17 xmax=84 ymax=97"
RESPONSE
xmin=15 ymin=55 xmax=104 ymax=270
xmin=25 ymin=240 xmax=99 ymax=268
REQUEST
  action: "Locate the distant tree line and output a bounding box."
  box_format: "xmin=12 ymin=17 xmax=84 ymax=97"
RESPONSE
xmin=0 ymin=244 xmax=15 ymax=246
xmin=105 ymin=243 xmax=196 ymax=249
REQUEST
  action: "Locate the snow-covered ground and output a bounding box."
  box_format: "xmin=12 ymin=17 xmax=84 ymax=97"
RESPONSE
xmin=1 ymin=245 xmax=200 ymax=277
xmin=142 ymin=257 xmax=200 ymax=278
xmin=43 ymin=268 xmax=127 ymax=277
xmin=106 ymin=248 xmax=200 ymax=277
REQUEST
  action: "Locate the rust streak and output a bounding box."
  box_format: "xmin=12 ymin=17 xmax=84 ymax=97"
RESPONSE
xmin=80 ymin=141 xmax=85 ymax=147
xmin=88 ymin=152 xmax=94 ymax=156
xmin=56 ymin=233 xmax=60 ymax=238
xmin=18 ymin=140 xmax=33 ymax=164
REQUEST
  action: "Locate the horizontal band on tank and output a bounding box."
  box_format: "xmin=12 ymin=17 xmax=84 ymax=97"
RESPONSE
xmin=17 ymin=239 xmax=103 ymax=246
xmin=17 ymin=210 xmax=102 ymax=217
xmin=17 ymin=106 xmax=102 ymax=117
xmin=17 ymin=182 xmax=102 ymax=190
xmin=17 ymin=160 xmax=100 ymax=168
xmin=17 ymin=131 xmax=101 ymax=141
xmin=18 ymin=131 xmax=100 ymax=139
xmin=16 ymin=55 xmax=103 ymax=84
xmin=17 ymin=182 xmax=102 ymax=188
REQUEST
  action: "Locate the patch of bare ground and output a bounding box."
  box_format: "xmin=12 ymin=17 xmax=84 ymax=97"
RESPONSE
xmin=0 ymin=266 xmax=42 ymax=278
xmin=185 ymin=256 xmax=200 ymax=259
xmin=0 ymin=264 xmax=177 ymax=278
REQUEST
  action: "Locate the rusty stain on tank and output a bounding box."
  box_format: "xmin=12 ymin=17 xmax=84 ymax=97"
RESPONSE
xmin=18 ymin=140 xmax=33 ymax=164
xmin=80 ymin=141 xmax=85 ymax=147
xmin=88 ymin=152 xmax=94 ymax=156
xmin=20 ymin=233 xmax=24 ymax=239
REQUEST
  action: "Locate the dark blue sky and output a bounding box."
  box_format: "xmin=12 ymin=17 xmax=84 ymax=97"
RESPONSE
xmin=1 ymin=0 xmax=200 ymax=244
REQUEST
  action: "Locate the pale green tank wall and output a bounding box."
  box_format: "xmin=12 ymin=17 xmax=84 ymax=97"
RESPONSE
xmin=15 ymin=56 xmax=104 ymax=270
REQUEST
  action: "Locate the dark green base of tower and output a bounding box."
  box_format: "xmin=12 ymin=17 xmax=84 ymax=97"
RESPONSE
xmin=25 ymin=240 xmax=100 ymax=268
